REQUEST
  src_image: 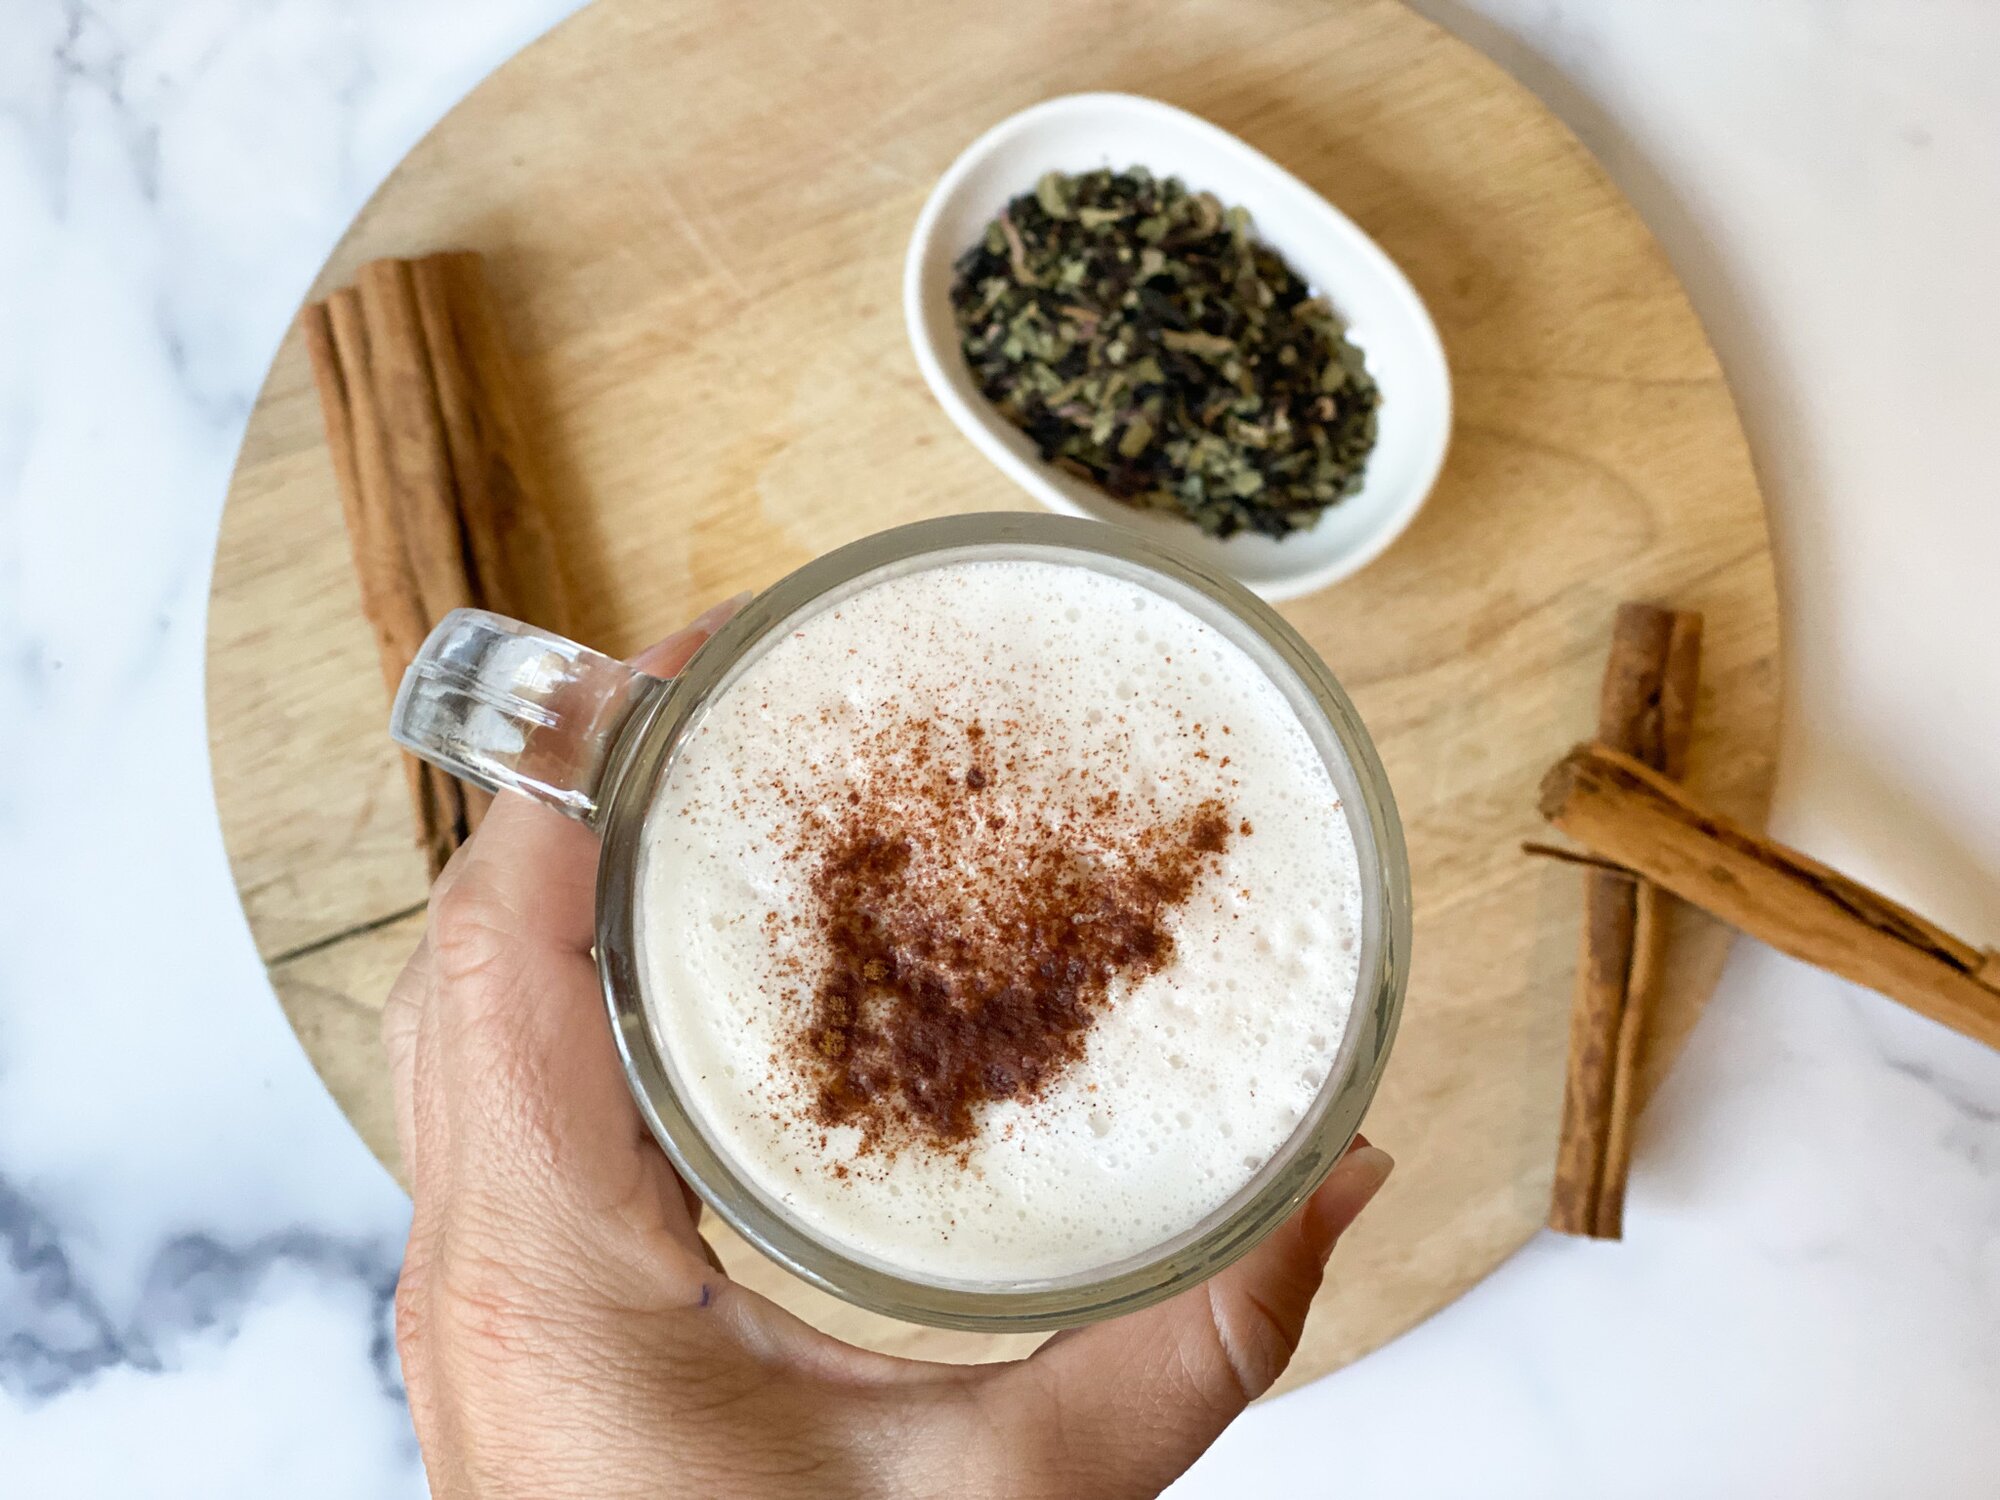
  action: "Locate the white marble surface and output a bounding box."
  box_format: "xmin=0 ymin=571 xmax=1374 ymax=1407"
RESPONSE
xmin=1 ymin=1 xmax=1994 ymax=1493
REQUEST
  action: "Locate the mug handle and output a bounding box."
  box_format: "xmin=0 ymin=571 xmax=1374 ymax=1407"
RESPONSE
xmin=391 ymin=609 xmax=664 ymax=827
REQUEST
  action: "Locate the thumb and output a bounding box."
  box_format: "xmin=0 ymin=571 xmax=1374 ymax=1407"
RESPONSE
xmin=997 ymin=1139 xmax=1393 ymax=1498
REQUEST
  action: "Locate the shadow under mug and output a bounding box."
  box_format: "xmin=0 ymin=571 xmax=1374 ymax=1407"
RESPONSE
xmin=392 ymin=511 xmax=1411 ymax=1331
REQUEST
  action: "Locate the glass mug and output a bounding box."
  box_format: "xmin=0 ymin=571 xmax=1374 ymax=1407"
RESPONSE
xmin=393 ymin=511 xmax=1410 ymax=1332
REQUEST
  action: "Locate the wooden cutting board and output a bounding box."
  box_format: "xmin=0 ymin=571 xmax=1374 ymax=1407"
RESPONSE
xmin=207 ymin=0 xmax=1779 ymax=1395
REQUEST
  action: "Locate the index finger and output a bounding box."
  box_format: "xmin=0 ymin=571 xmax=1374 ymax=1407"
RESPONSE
xmin=396 ymin=600 xmax=744 ymax=1211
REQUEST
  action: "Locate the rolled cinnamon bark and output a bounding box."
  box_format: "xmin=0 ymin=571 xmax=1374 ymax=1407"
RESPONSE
xmin=305 ymin=291 xmax=468 ymax=875
xmin=1541 ymin=743 xmax=2000 ymax=1053
xmin=1593 ymin=609 xmax=1701 ymax=1238
xmin=301 ymin=252 xmax=570 ymax=874
xmin=1548 ymin=604 xmax=1702 ymax=1239
xmin=407 ymin=252 xmax=574 ymax=633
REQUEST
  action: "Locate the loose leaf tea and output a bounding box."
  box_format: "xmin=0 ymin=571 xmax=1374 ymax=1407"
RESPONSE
xmin=950 ymin=167 xmax=1381 ymax=539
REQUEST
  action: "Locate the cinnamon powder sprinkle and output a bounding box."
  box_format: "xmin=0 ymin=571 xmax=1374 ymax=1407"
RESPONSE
xmin=773 ymin=715 xmax=1236 ymax=1158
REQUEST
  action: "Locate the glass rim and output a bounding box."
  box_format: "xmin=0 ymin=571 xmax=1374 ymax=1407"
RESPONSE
xmin=594 ymin=512 xmax=1411 ymax=1332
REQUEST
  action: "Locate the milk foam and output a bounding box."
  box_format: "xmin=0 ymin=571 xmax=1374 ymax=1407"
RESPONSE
xmin=637 ymin=558 xmax=1363 ymax=1284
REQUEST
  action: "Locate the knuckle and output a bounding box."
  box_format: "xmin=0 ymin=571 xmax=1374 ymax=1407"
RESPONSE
xmin=393 ymin=1270 xmax=430 ymax=1359
xmin=1197 ymin=1278 xmax=1302 ymax=1407
xmin=426 ymin=875 xmax=518 ymax=984
xmin=433 ymin=1243 xmax=569 ymax=1362
xmin=380 ymin=981 xmax=421 ymax=1056
xmin=392 ymin=1226 xmax=440 ymax=1364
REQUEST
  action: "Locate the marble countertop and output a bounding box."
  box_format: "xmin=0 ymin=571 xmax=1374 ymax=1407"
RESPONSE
xmin=2 ymin=1 xmax=1995 ymax=1493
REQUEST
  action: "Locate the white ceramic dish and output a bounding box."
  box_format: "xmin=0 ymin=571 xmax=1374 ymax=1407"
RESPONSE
xmin=904 ymin=92 xmax=1451 ymax=601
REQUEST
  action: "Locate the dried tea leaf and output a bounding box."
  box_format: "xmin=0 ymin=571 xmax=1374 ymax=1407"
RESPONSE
xmin=949 ymin=167 xmax=1381 ymax=540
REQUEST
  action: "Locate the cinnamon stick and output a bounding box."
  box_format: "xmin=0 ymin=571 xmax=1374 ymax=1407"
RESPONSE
xmin=1594 ymin=609 xmax=1700 ymax=1238
xmin=1549 ymin=604 xmax=1702 ymax=1239
xmin=407 ymin=253 xmax=574 ymax=631
xmin=309 ymin=290 xmax=467 ymax=876
xmin=302 ymin=252 xmax=570 ymax=874
xmin=1541 ymin=743 xmax=2000 ymax=1053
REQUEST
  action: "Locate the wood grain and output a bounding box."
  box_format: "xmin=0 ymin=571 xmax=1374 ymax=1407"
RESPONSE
xmin=205 ymin=0 xmax=1781 ymax=1392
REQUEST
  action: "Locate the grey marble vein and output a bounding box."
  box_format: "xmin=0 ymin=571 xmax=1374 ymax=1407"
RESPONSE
xmin=3 ymin=1174 xmax=403 ymax=1408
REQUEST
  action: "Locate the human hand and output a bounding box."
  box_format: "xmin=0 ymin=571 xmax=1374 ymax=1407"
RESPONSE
xmin=382 ymin=601 xmax=1394 ymax=1500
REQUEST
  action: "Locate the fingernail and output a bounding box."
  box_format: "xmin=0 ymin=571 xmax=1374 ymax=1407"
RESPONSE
xmin=1347 ymin=1143 xmax=1395 ymax=1188
xmin=1305 ymin=1144 xmax=1394 ymax=1266
xmin=692 ymin=590 xmax=753 ymax=633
